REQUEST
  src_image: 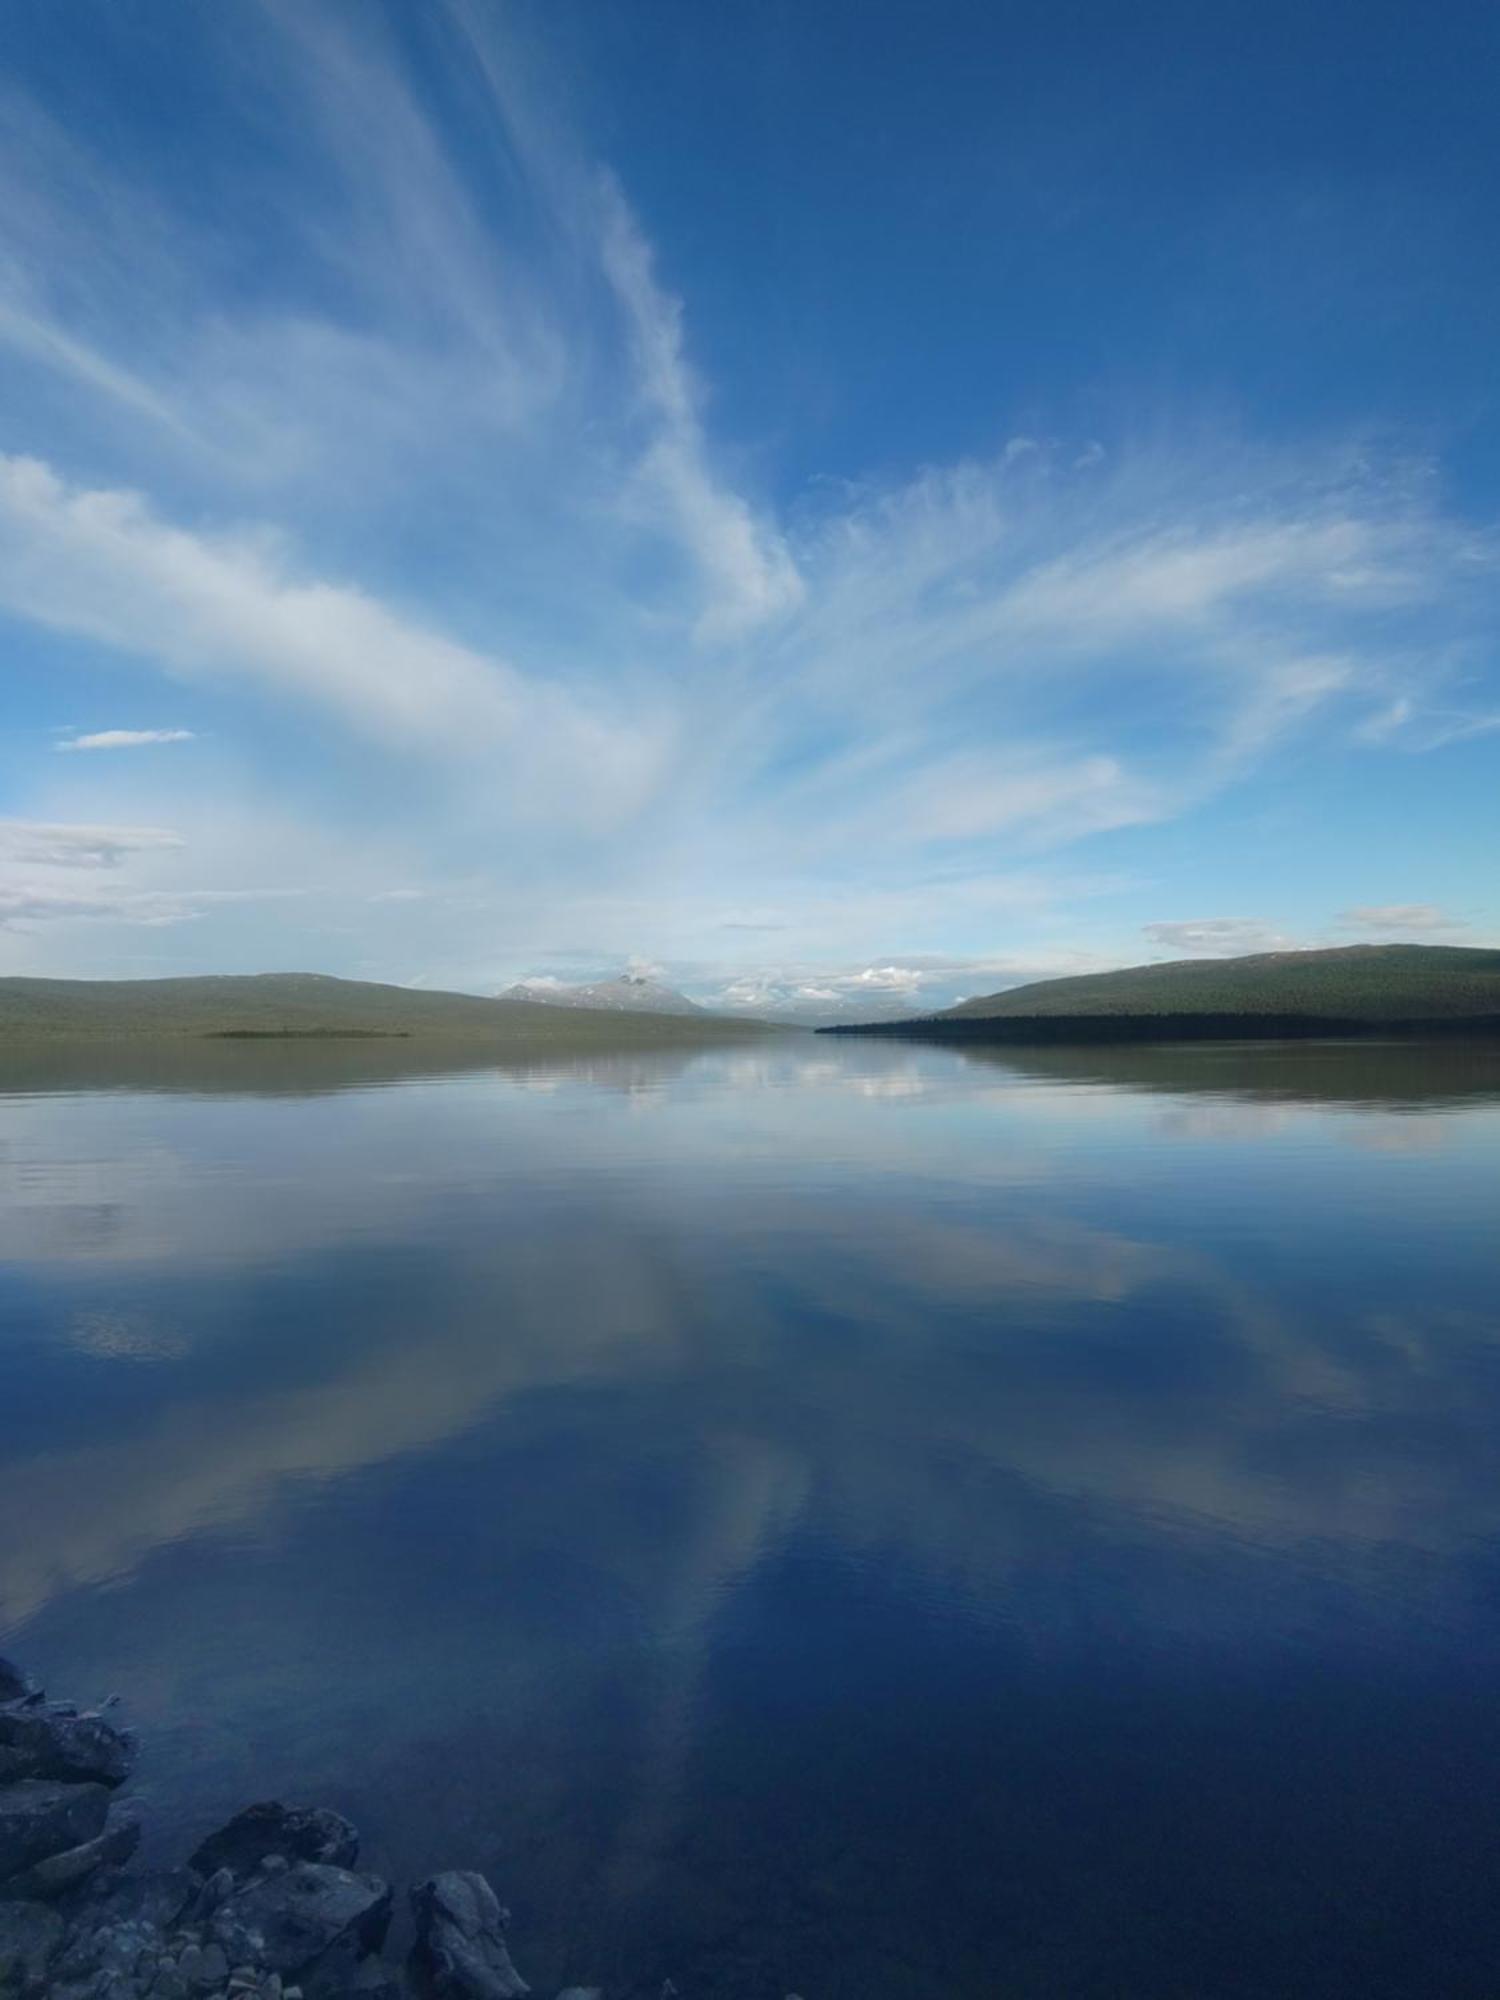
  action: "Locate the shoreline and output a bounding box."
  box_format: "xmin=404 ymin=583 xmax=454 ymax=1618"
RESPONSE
xmin=0 ymin=1656 xmax=602 ymax=2000
xmin=817 ymin=1011 xmax=1500 ymax=1044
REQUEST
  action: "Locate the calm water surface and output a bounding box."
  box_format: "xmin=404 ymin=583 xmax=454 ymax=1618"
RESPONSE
xmin=3 ymin=1036 xmax=1500 ymax=1998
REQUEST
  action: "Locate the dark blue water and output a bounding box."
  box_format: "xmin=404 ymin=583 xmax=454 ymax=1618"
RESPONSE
xmin=3 ymin=1035 xmax=1500 ymax=1998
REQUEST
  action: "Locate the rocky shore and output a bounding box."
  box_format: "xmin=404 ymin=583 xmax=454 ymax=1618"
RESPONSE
xmin=0 ymin=1657 xmax=599 ymax=2000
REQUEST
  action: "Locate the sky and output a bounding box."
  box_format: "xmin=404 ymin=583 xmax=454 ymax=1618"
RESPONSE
xmin=0 ymin=0 xmax=1497 ymax=1020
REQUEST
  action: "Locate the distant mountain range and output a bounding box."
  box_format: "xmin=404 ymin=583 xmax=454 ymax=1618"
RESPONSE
xmin=0 ymin=972 xmax=783 ymax=1045
xmin=824 ymin=945 xmax=1500 ymax=1041
xmin=499 ymin=973 xmax=705 ymax=1016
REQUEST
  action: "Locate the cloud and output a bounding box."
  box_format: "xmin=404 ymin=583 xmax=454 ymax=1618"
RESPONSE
xmin=1354 ymin=696 xmax=1500 ymax=750
xmin=0 ymin=453 xmax=668 ymax=823
xmin=1334 ymin=904 xmax=1468 ymax=934
xmin=0 ymin=818 xmax=184 ymax=868
xmin=1141 ymin=919 xmax=1296 ymax=956
xmin=56 ymin=727 xmax=196 ymax=752
xmin=596 ymin=181 xmax=803 ymax=642
xmin=0 ymin=3 xmax=1495 ymax=987
xmin=703 ymin=948 xmax=1118 ymax=1022
xmin=0 ymin=885 xmax=190 ymax=928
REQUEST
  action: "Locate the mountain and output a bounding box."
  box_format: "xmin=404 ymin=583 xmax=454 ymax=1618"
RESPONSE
xmin=499 ymin=973 xmax=706 ymax=1016
xmin=822 ymin=946 xmax=1500 ymax=1041
xmin=0 ymin=972 xmax=781 ymax=1045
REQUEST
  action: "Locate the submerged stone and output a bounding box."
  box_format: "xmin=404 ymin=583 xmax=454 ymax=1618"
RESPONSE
xmin=0 ymin=1780 xmax=109 ymax=1885
xmin=0 ymin=1805 xmax=140 ymax=1899
xmin=0 ymin=1665 xmax=35 ymax=1708
xmin=409 ymin=1872 xmax=528 ymax=2000
xmin=0 ymin=1898 xmax=64 ymax=1993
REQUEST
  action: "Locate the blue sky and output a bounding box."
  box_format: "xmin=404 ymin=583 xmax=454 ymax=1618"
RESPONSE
xmin=0 ymin=0 xmax=1496 ymax=1017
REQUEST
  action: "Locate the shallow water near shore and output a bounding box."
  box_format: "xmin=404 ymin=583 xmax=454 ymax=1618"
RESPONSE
xmin=3 ymin=1035 xmax=1500 ymax=1998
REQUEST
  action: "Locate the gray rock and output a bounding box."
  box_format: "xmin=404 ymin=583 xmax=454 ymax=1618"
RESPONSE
xmin=0 ymin=1702 xmax=135 ymax=1789
xmin=0 ymin=1898 xmax=63 ymax=1994
xmin=70 ymin=1866 xmax=198 ymax=1936
xmin=189 ymin=1804 xmax=360 ymax=1882
xmin=0 ymin=1666 xmax=34 ymax=1708
xmin=188 ymin=1865 xmax=238 ymax=1922
xmin=310 ymin=1957 xmax=404 ymax=1999
xmin=0 ymin=1780 xmax=109 ymax=1884
xmin=556 ymin=1989 xmax=604 ymax=1999
xmin=409 ymin=1872 xmax=528 ymax=2000
xmin=218 ymin=1862 xmax=391 ymax=1979
xmin=47 ymin=1868 xmax=198 ymax=1998
xmin=0 ymin=1803 xmax=140 ymax=1900
xmin=199 ymin=1939 xmax=230 ymax=1986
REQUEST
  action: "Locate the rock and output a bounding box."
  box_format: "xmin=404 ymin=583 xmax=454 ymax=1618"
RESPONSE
xmin=187 ymin=1865 xmax=238 ymax=1922
xmin=199 ymin=1939 xmax=230 ymax=1986
xmin=0 ymin=1898 xmax=63 ymax=1993
xmin=556 ymin=1990 xmax=604 ymax=1999
xmin=189 ymin=1804 xmax=360 ymax=1882
xmin=217 ymin=1862 xmax=391 ymax=1979
xmin=409 ymin=1872 xmax=529 ymax=2000
xmin=46 ymin=1869 xmax=198 ymax=1998
xmin=310 ymin=1957 xmax=404 ymax=1999
xmin=0 ymin=1702 xmax=135 ymax=1789
xmin=0 ymin=1666 xmax=34 ymax=1708
xmin=0 ymin=1780 xmax=109 ymax=1884
xmin=0 ymin=1804 xmax=140 ymax=1898
xmin=70 ymin=1866 xmax=198 ymax=1935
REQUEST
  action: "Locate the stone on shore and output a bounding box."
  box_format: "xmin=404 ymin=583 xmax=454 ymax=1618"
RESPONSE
xmin=0 ymin=1897 xmax=64 ymax=1994
xmin=0 ymin=1661 xmax=595 ymax=2000
xmin=0 ymin=1779 xmax=110 ymax=1885
xmin=0 ymin=1805 xmax=142 ymax=1900
xmin=189 ymin=1803 xmax=360 ymax=1883
xmin=44 ymin=1870 xmax=198 ymax=1994
xmin=214 ymin=1861 xmax=392 ymax=1982
xmin=0 ymin=1664 xmax=35 ymax=1708
xmin=0 ymin=1699 xmax=136 ymax=1789
xmin=408 ymin=1872 xmax=529 ymax=2000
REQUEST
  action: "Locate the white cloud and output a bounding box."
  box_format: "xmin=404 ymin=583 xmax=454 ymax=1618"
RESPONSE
xmin=596 ymin=180 xmax=803 ymax=641
xmin=1355 ymin=696 xmax=1500 ymax=750
xmin=0 ymin=818 xmax=183 ymax=868
xmin=0 ymin=454 xmax=669 ymax=824
xmin=1141 ymin=919 xmax=1297 ymax=956
xmin=57 ymin=727 xmax=196 ymax=752
xmin=1334 ymin=904 xmax=1468 ymax=934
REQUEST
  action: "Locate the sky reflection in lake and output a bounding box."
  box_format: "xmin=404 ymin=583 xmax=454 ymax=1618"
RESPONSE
xmin=3 ymin=1037 xmax=1500 ymax=1998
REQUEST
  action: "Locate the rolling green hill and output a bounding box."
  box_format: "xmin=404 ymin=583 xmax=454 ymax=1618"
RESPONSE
xmin=0 ymin=972 xmax=784 ymax=1046
xmin=819 ymin=945 xmax=1500 ymax=1043
xmin=937 ymin=946 xmax=1500 ymax=1021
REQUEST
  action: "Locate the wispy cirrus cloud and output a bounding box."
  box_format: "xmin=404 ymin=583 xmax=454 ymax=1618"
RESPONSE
xmin=0 ymin=453 xmax=671 ymax=827
xmin=57 ymin=727 xmax=196 ymax=752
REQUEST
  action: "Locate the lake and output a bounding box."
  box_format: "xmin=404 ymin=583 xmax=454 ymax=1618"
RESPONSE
xmin=3 ymin=1035 xmax=1500 ymax=1998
